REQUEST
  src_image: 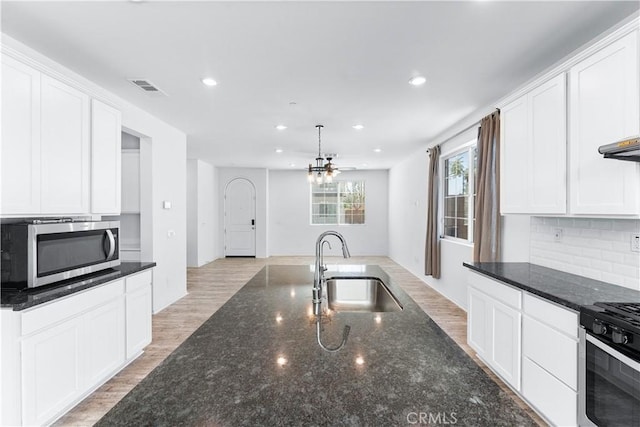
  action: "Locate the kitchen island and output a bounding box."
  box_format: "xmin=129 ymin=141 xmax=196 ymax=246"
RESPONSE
xmin=96 ymin=265 xmax=536 ymax=426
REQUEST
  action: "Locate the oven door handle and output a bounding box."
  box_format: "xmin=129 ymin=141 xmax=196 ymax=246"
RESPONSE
xmin=586 ymin=333 xmax=640 ymax=370
xmin=104 ymin=229 xmax=116 ymax=260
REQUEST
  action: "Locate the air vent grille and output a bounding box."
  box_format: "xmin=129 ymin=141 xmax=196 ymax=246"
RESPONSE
xmin=128 ymin=78 xmax=167 ymax=96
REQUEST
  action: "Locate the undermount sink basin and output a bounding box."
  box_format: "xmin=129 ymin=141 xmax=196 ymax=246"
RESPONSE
xmin=326 ymin=277 xmax=403 ymax=313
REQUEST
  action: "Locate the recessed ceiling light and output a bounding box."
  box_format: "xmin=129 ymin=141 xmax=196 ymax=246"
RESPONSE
xmin=352 ymin=124 xmax=364 ymax=130
xmin=362 ymin=163 xmax=369 ymax=167
xmin=275 ymin=125 xmax=287 ymax=130
xmin=275 ymin=148 xmax=283 ymax=153
xmin=409 ymin=76 xmax=426 ymax=86
xmin=289 ymin=163 xmax=296 ymax=167
xmin=201 ymin=77 xmax=217 ymax=87
xmin=374 ymin=148 xmax=382 ymax=153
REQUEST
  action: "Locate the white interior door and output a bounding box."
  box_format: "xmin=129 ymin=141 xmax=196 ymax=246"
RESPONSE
xmin=224 ymin=178 xmax=256 ymax=257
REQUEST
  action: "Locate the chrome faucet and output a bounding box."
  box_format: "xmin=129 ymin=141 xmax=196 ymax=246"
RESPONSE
xmin=312 ymin=230 xmax=351 ymax=352
xmin=312 ymin=231 xmax=351 ymax=305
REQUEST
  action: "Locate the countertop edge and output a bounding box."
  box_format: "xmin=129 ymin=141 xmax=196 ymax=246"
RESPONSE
xmin=1 ymin=261 xmax=157 ymax=311
xmin=462 ymin=262 xmax=581 ymax=311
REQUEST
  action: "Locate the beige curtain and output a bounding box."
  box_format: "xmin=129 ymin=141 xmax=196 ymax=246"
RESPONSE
xmin=473 ymin=111 xmax=501 ymax=262
xmin=425 ymin=145 xmax=441 ymax=278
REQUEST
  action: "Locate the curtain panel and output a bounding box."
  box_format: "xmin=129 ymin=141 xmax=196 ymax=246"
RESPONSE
xmin=425 ymin=145 xmax=441 ymax=278
xmin=473 ymin=111 xmax=501 ymax=262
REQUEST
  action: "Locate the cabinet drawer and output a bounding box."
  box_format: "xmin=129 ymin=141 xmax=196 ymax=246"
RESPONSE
xmin=523 ymin=315 xmax=578 ymax=389
xmin=126 ymin=270 xmax=152 ymax=293
xmin=468 ymin=271 xmax=521 ymax=309
xmin=523 ymin=293 xmax=578 ymax=338
xmin=22 ymin=279 xmax=125 ymax=336
xmin=522 ymin=356 xmax=577 ymax=426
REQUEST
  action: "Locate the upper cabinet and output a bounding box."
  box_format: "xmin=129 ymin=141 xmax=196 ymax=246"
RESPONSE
xmin=91 ymin=99 xmax=122 ymax=215
xmin=568 ymin=30 xmax=640 ymax=215
xmin=40 ymin=75 xmax=90 ymax=214
xmin=0 ymin=54 xmax=122 ymax=217
xmin=1 ymin=55 xmax=41 ymax=214
xmin=501 ymin=74 xmax=567 ymax=214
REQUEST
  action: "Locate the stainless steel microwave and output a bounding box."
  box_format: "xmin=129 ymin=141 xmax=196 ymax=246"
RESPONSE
xmin=1 ymin=220 xmax=120 ymax=289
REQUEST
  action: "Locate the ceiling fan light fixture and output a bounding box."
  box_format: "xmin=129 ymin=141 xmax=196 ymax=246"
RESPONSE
xmin=306 ymin=125 xmax=340 ymax=185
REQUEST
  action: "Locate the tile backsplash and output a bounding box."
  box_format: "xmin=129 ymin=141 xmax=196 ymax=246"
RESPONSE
xmin=530 ymin=217 xmax=640 ymax=290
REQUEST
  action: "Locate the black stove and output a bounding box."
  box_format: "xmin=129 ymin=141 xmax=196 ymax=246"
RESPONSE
xmin=580 ymin=302 xmax=640 ymax=357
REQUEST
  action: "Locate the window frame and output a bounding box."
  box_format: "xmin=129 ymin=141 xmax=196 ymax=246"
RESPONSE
xmin=309 ymin=180 xmax=366 ymax=226
xmin=439 ymin=140 xmax=477 ymax=245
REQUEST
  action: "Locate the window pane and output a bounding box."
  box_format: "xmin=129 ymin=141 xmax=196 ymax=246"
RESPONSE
xmin=311 ymin=181 xmax=365 ymax=225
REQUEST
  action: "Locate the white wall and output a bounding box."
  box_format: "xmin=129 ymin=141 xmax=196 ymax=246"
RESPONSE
xmin=187 ymin=159 xmax=218 ymax=267
xmin=1 ymin=35 xmax=188 ymax=313
xmin=269 ymin=169 xmax=389 ymax=256
xmin=217 ymin=168 xmax=268 ymax=258
xmin=388 ymin=133 xmax=530 ymax=310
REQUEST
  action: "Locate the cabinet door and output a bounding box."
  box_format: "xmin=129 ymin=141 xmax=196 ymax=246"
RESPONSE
xmin=40 ymin=75 xmax=90 ymax=214
xmin=528 ymin=74 xmax=566 ymax=214
xmin=500 ymin=96 xmax=528 ymax=213
xmin=490 ymin=299 xmax=522 ymax=391
xmin=569 ymin=31 xmax=640 ymax=215
xmin=1 ymin=55 xmax=41 ymax=214
xmin=22 ymin=318 xmax=82 ymax=426
xmin=126 ymin=284 xmax=152 ymax=359
xmin=467 ymin=287 xmax=490 ymax=359
xmin=91 ymin=99 xmax=122 ymax=214
xmin=83 ymin=296 xmax=126 ymax=387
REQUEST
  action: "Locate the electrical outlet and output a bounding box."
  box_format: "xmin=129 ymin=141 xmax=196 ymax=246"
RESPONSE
xmin=554 ymin=228 xmax=563 ymax=242
xmin=632 ymin=233 xmax=640 ymax=253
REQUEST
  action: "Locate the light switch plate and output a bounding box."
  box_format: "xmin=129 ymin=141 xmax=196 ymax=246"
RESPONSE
xmin=632 ymin=233 xmax=640 ymax=253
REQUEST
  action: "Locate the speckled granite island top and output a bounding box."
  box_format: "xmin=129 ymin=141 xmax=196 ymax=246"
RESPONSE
xmin=0 ymin=261 xmax=156 ymax=311
xmin=96 ymin=265 xmax=536 ymax=426
xmin=464 ymin=262 xmax=640 ymax=311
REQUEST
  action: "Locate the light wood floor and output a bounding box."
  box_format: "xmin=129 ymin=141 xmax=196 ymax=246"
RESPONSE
xmin=55 ymin=256 xmax=546 ymax=426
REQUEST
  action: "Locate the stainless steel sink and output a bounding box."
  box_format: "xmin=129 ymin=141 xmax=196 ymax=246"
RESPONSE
xmin=325 ymin=277 xmax=403 ymax=312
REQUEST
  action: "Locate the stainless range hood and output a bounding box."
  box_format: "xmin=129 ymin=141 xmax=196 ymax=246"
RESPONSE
xmin=598 ymin=136 xmax=640 ymax=162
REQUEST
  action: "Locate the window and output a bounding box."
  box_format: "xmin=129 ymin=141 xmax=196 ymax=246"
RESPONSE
xmin=442 ymin=143 xmax=477 ymax=242
xmin=311 ymin=181 xmax=365 ymax=225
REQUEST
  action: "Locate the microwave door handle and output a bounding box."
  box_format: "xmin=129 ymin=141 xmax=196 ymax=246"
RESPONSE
xmin=105 ymin=229 xmax=116 ymax=259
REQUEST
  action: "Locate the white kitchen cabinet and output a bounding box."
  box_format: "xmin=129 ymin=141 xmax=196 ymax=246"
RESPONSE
xmin=91 ymin=99 xmax=122 ymax=214
xmin=125 ymin=270 xmax=153 ymax=359
xmin=40 ymin=75 xmax=90 ymax=214
xmin=1 ymin=54 xmax=41 ymax=214
xmin=2 ymin=270 xmax=154 ymax=426
xmin=569 ymin=30 xmax=640 ymax=215
xmin=83 ymin=296 xmax=126 ymax=387
xmin=467 ymin=271 xmax=580 ymax=426
xmin=21 ymin=316 xmax=82 ymax=426
xmin=501 ymin=73 xmax=566 ymax=214
xmin=467 ymin=272 xmax=522 ymax=391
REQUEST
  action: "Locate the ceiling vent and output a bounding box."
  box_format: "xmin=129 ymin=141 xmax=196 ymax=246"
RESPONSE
xmin=128 ymin=78 xmax=167 ymax=96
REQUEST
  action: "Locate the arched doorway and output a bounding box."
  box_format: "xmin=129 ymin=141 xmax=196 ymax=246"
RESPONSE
xmin=224 ymin=178 xmax=256 ymax=257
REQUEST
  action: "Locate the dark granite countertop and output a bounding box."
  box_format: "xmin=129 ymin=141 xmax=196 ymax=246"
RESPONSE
xmin=96 ymin=265 xmax=536 ymax=426
xmin=0 ymin=261 xmax=156 ymax=311
xmin=464 ymin=262 xmax=640 ymax=311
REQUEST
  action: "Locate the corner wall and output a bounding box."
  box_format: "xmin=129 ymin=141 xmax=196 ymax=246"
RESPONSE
xmin=187 ymin=159 xmax=218 ymax=267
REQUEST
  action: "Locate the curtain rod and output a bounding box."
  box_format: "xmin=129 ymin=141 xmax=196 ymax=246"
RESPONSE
xmin=426 ymin=108 xmax=499 ymax=152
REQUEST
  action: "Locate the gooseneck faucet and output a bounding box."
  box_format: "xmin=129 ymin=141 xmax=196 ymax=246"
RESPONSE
xmin=312 ymin=231 xmax=351 ymax=352
xmin=312 ymin=231 xmax=351 ymax=305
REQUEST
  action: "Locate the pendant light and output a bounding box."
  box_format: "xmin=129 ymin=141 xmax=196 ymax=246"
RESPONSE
xmin=307 ymin=125 xmax=339 ymax=184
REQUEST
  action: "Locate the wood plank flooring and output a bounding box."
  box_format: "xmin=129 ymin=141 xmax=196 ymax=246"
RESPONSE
xmin=55 ymin=256 xmax=546 ymax=426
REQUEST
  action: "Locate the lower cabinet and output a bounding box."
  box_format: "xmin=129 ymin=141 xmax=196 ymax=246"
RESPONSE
xmin=467 ymin=273 xmax=522 ymax=391
xmin=467 ymin=271 xmax=579 ymax=426
xmin=125 ymin=270 xmax=153 ymax=359
xmin=1 ymin=269 xmax=153 ymax=426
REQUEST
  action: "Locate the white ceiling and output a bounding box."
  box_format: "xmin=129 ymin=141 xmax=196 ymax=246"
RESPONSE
xmin=2 ymin=1 xmax=639 ymax=170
